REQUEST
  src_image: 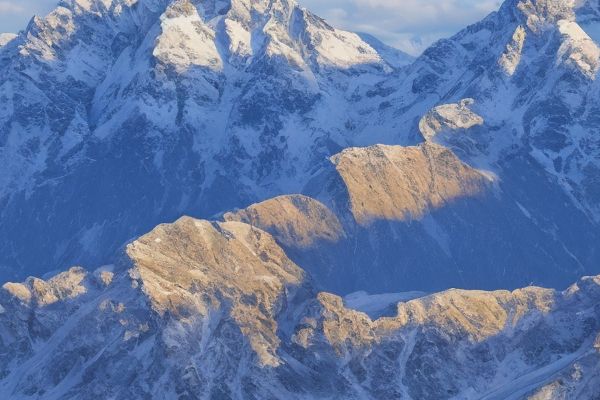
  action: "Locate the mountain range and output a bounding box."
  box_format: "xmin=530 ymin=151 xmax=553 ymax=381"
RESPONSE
xmin=1 ymin=0 xmax=600 ymax=294
xmin=1 ymin=215 xmax=599 ymax=399
xmin=1 ymin=0 xmax=600 ymax=398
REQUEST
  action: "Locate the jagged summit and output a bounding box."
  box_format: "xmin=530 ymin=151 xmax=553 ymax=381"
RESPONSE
xmin=495 ymin=0 xmax=600 ymax=78
xmin=504 ymin=0 xmax=577 ymax=25
xmin=17 ymin=0 xmax=388 ymax=72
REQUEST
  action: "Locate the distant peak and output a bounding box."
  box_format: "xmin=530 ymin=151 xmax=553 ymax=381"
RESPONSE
xmin=356 ymin=32 xmax=415 ymax=68
xmin=0 ymin=33 xmax=18 ymax=48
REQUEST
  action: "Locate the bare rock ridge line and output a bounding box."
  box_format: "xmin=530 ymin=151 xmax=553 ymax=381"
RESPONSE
xmin=223 ymin=194 xmax=345 ymax=248
xmin=220 ymin=141 xmax=494 ymax=295
xmin=0 ymin=215 xmax=599 ymax=398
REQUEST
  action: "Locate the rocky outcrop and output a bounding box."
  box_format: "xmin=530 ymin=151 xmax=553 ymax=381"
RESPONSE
xmin=1 ymin=0 xmax=600 ymax=297
xmin=0 ymin=215 xmax=598 ymax=399
xmin=329 ymin=142 xmax=489 ymax=225
xmin=418 ymin=99 xmax=485 ymax=142
xmin=499 ymin=25 xmax=527 ymax=75
xmin=128 ymin=217 xmax=307 ymax=367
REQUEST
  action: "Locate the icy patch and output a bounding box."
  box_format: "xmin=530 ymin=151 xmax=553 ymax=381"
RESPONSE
xmin=557 ymin=19 xmax=600 ymax=79
xmin=499 ymin=25 xmax=527 ymax=76
xmin=516 ymin=201 xmax=532 ymax=219
xmin=344 ymin=291 xmax=426 ymax=319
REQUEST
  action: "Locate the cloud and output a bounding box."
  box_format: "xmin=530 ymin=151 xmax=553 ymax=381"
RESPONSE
xmin=299 ymin=0 xmax=502 ymax=55
xmin=0 ymin=2 xmax=25 ymax=13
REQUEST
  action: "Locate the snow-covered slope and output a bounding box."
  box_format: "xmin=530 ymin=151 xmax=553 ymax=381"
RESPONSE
xmin=366 ymin=0 xmax=600 ymax=216
xmin=3 ymin=0 xmax=600 ymax=397
xmin=356 ymin=32 xmax=415 ymax=68
xmin=0 ymin=216 xmax=599 ymax=399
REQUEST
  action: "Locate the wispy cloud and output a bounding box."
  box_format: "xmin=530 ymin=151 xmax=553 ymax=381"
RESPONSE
xmin=0 ymin=1 xmax=25 ymax=13
xmin=299 ymin=0 xmax=502 ymax=55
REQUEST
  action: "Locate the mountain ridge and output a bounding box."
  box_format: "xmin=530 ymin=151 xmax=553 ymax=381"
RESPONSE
xmin=0 ymin=214 xmax=599 ymax=399
xmin=1 ymin=1 xmax=600 ymax=398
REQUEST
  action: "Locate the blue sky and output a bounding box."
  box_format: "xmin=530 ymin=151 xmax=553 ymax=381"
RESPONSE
xmin=0 ymin=0 xmax=501 ymax=55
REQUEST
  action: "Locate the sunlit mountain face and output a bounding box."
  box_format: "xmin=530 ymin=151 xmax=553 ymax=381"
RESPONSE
xmin=1 ymin=0 xmax=600 ymax=399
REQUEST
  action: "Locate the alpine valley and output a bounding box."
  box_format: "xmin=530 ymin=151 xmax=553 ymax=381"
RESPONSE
xmin=1 ymin=0 xmax=600 ymax=398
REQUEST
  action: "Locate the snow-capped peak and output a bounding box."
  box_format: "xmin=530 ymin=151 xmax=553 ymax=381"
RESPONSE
xmin=515 ymin=0 xmax=577 ymax=32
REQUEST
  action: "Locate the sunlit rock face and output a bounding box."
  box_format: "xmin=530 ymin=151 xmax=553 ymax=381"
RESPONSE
xmin=0 ymin=215 xmax=599 ymax=399
xmin=301 ymin=141 xmax=599 ymax=293
xmin=217 ymin=135 xmax=598 ymax=294
xmin=223 ymin=195 xmax=345 ymax=248
xmin=328 ymin=142 xmax=489 ymax=225
xmin=127 ymin=217 xmax=307 ymax=368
